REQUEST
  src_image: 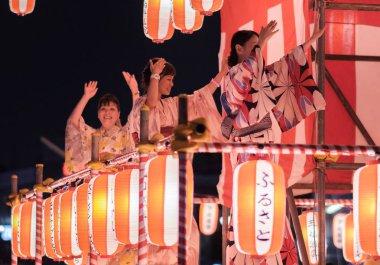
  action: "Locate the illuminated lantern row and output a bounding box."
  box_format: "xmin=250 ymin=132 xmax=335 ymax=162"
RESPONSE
xmin=199 ymin=203 xmax=218 ymax=236
xmin=145 ymin=154 xmax=194 ymax=246
xmin=353 ymin=163 xmax=380 ymax=256
xmin=299 ymin=211 xmax=318 ymax=265
xmin=232 ymin=160 xmax=286 ymax=256
xmin=332 ymin=213 xmax=346 ymax=249
xmin=9 ymin=0 xmax=35 ymax=16
xmin=190 ymin=0 xmax=223 ymax=16
xmin=343 ymin=213 xmax=367 ymax=264
xmin=143 ymin=0 xmax=222 ymax=42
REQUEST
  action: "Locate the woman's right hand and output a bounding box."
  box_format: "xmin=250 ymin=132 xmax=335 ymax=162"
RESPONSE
xmin=149 ymin=58 xmax=166 ymax=75
xmin=83 ymin=81 xmax=98 ymax=100
xmin=258 ymin=20 xmax=278 ymax=48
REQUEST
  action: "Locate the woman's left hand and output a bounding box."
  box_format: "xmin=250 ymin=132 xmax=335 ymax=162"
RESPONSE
xmin=122 ymin=71 xmax=139 ymax=96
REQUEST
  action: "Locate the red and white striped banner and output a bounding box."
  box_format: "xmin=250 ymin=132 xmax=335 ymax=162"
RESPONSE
xmin=295 ymin=199 xmax=352 ymax=208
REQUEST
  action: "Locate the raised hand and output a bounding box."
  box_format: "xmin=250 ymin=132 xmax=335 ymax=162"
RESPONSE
xmin=303 ymin=12 xmax=325 ymax=50
xmin=258 ymin=20 xmax=279 ymax=48
xmin=122 ymin=71 xmax=139 ymax=96
xmin=83 ymin=81 xmax=98 ymax=100
xmin=150 ymin=58 xmax=166 ymax=75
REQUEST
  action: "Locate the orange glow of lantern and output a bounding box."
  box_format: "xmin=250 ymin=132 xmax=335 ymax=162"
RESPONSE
xmin=43 ymin=196 xmax=62 ymax=261
xmin=58 ymin=189 xmax=82 ymax=258
xmin=11 ymin=204 xmax=25 ymax=258
xmin=343 ymin=213 xmax=367 ymax=264
xmin=145 ymin=154 xmax=194 ymax=246
xmin=143 ymin=0 xmax=175 ymax=43
xmin=353 ymin=163 xmax=380 ymax=256
xmin=88 ymin=173 xmax=124 ymax=257
xmin=232 ymin=160 xmax=285 ymax=256
xmin=199 ymin=203 xmax=218 ymax=236
xmin=172 ymin=0 xmax=204 ymax=33
xmin=19 ymin=200 xmax=36 ymax=259
xmin=190 ymin=0 xmax=223 ymax=16
xmin=75 ymin=183 xmax=90 ymax=255
xmin=114 ymin=168 xmax=139 ymax=246
xmin=53 ymin=193 xmax=66 ymax=258
xmin=332 ymin=213 xmax=346 ymax=249
xmin=9 ymin=0 xmax=35 ymax=16
xmin=299 ymin=211 xmax=319 ymax=265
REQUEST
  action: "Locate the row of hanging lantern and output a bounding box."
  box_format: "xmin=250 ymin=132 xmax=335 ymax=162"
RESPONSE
xmin=144 ymin=0 xmax=224 ymax=43
xmin=298 ymin=162 xmax=380 ymax=265
xmin=9 ymin=0 xmax=35 ymax=16
xmin=11 ymin=157 xmax=288 ymax=262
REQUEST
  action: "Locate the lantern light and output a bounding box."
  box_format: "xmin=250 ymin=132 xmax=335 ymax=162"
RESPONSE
xmin=172 ymin=0 xmax=204 ymax=34
xmin=199 ymin=203 xmax=218 ymax=236
xmin=190 ymin=0 xmax=223 ymax=16
xmin=19 ymin=200 xmax=36 ymax=259
xmin=299 ymin=211 xmax=319 ymax=265
xmin=353 ymin=162 xmax=380 ymax=256
xmin=143 ymin=0 xmax=175 ymax=43
xmin=145 ymin=154 xmax=194 ymax=246
xmin=332 ymin=213 xmax=346 ymax=249
xmin=343 ymin=213 xmax=367 ymax=264
xmin=232 ymin=159 xmax=286 ymax=256
xmin=11 ymin=204 xmax=25 ymax=258
xmin=9 ymin=0 xmax=35 ymax=16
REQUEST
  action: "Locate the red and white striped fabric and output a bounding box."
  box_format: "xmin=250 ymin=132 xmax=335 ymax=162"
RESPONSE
xmin=35 ymin=192 xmax=43 ymax=265
xmin=324 ymin=0 xmax=380 ymax=188
xmin=217 ymin=0 xmax=314 ymax=207
xmin=9 ymin=0 xmax=35 ymax=16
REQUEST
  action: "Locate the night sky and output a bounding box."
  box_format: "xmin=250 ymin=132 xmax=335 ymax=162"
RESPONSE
xmin=0 ymin=1 xmax=222 ymax=263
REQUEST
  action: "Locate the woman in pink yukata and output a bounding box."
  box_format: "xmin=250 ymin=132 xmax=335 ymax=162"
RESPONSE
xmin=124 ymin=58 xmax=228 ymax=264
xmin=221 ymin=16 xmax=326 ymax=265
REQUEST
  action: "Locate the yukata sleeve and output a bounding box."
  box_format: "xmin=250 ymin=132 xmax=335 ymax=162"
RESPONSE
xmin=269 ymin=45 xmax=326 ymax=131
xmin=221 ymin=46 xmax=277 ymax=126
xmin=188 ymin=85 xmax=225 ymax=142
xmin=64 ymin=117 xmax=95 ymax=174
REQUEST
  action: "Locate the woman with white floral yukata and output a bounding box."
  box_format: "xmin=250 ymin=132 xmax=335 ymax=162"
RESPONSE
xmin=64 ymin=80 xmax=138 ymax=175
xmin=124 ymin=57 xmax=227 ymax=264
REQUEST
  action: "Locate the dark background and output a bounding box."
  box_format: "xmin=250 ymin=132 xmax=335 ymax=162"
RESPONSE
xmin=0 ymin=0 xmax=223 ymax=264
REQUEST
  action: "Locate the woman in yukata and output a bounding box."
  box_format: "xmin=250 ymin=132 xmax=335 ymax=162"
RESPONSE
xmin=124 ymin=58 xmax=228 ymax=265
xmin=220 ymin=14 xmax=326 ymax=265
xmin=64 ymin=80 xmax=139 ymax=175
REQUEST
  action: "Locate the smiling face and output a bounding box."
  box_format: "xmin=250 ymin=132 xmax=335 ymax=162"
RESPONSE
xmin=236 ymin=34 xmax=259 ymax=63
xmin=158 ymin=75 xmax=175 ymax=96
xmin=97 ymin=102 xmax=120 ymax=130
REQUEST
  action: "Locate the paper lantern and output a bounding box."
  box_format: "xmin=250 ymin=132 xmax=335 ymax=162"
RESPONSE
xmin=58 ymin=189 xmax=82 ymax=258
xmin=75 ymin=183 xmax=90 ymax=255
xmin=53 ymin=193 xmax=66 ymax=258
xmin=343 ymin=213 xmax=367 ymax=264
xmin=88 ymin=172 xmax=124 ymax=257
xmin=11 ymin=204 xmax=25 ymax=258
xmin=199 ymin=203 xmax=218 ymax=236
xmin=145 ymin=154 xmax=194 ymax=246
xmin=353 ymin=162 xmax=380 ymax=256
xmin=232 ymin=159 xmax=285 ymax=256
xmin=43 ymin=196 xmax=62 ymax=260
xmin=299 ymin=211 xmax=319 ymax=265
xmin=114 ymin=168 xmax=139 ymax=245
xmin=172 ymin=0 xmax=204 ymax=33
xmin=190 ymin=0 xmax=223 ymax=16
xmin=143 ymin=0 xmax=175 ymax=43
xmin=9 ymin=0 xmax=35 ymax=16
xmin=19 ymin=200 xmax=36 ymax=259
xmin=332 ymin=213 xmax=346 ymax=249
